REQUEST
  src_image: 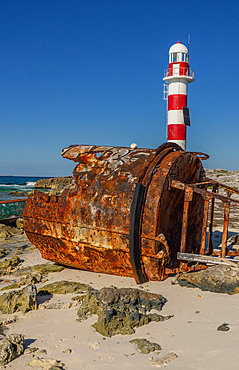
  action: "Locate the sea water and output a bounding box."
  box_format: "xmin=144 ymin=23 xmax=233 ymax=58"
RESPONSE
xmin=0 ymin=176 xmax=49 ymax=201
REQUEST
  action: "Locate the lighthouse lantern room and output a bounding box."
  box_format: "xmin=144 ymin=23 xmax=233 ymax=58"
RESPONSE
xmin=163 ymin=41 xmax=194 ymax=150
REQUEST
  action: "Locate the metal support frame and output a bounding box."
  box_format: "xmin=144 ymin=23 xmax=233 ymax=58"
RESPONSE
xmin=170 ymin=178 xmax=239 ymax=266
xmin=180 ymin=186 xmax=193 ymax=253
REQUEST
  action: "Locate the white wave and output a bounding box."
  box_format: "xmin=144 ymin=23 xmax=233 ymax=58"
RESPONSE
xmin=0 ymin=184 xmax=22 ymax=187
xmin=26 ymin=182 xmax=36 ymax=187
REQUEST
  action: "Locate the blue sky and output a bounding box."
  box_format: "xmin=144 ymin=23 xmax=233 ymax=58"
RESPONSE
xmin=0 ymin=0 xmax=238 ymax=176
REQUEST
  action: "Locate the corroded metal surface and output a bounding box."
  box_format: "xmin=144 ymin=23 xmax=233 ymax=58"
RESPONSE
xmin=25 ymin=142 xmax=236 ymax=282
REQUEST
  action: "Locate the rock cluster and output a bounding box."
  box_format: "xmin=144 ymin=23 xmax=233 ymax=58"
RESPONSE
xmin=75 ymin=286 xmax=172 ymax=337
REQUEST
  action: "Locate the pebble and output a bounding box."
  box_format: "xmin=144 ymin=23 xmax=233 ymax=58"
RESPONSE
xmin=130 ymin=338 xmax=162 ymax=354
xmin=217 ymin=323 xmax=230 ymax=331
xmin=28 ymin=356 xmax=65 ymax=369
xmin=24 ymin=347 xmax=38 ymax=354
xmin=88 ymin=341 xmax=100 ymax=350
xmin=37 ymin=348 xmax=47 ymax=356
xmin=62 ymin=348 xmax=72 ymax=354
xmin=150 ymin=352 xmax=178 ymax=367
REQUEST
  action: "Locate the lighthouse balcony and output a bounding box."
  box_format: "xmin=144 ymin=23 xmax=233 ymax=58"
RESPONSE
xmin=163 ymin=68 xmax=194 ymax=82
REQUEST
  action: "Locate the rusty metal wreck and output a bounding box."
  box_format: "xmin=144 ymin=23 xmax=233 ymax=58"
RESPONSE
xmin=22 ymin=143 xmax=239 ymax=283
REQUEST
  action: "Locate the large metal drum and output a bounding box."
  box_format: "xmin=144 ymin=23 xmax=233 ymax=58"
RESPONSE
xmin=23 ymin=143 xmax=205 ymax=283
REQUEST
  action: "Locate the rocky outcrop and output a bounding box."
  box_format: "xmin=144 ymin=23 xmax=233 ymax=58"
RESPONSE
xmin=75 ymin=286 xmax=172 ymax=337
xmin=34 ymin=176 xmax=74 ymax=195
xmin=0 ymin=283 xmax=37 ymax=314
xmin=177 ymin=265 xmax=239 ymax=294
xmin=0 ymin=333 xmax=24 ymax=366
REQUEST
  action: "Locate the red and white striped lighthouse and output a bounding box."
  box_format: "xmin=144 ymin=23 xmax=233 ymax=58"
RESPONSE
xmin=163 ymin=41 xmax=194 ymax=150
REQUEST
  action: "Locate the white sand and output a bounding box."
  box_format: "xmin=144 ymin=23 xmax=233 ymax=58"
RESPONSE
xmin=1 ymin=230 xmax=239 ymax=370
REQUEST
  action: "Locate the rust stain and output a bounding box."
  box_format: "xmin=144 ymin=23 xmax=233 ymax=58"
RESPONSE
xmin=22 ymin=143 xmax=239 ymax=282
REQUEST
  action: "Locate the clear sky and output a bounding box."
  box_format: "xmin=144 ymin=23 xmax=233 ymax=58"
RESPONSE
xmin=1 ymin=0 xmax=239 ymax=176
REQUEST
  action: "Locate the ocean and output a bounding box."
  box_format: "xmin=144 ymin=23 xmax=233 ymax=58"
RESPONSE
xmin=0 ymin=176 xmax=50 ymax=201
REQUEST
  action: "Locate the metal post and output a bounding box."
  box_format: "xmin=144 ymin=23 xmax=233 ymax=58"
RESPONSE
xmin=207 ymin=184 xmax=218 ymax=254
xmin=200 ymin=197 xmax=210 ymax=255
xmin=221 ymin=203 xmax=230 ymax=258
xmin=180 ymin=187 xmax=194 ymax=253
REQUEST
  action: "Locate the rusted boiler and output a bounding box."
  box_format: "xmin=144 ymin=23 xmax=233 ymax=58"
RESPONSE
xmin=23 ymin=143 xmax=239 ymax=283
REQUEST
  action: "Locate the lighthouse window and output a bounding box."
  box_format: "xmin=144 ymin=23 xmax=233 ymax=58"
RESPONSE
xmin=182 ymin=53 xmax=188 ymax=63
xmin=172 ymin=53 xmax=177 ymax=62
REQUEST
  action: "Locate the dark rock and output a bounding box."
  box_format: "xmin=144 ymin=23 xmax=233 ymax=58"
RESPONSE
xmin=129 ymin=338 xmax=162 ymax=354
xmin=217 ymin=323 xmax=230 ymax=331
xmin=75 ymin=286 xmax=172 ymax=337
xmin=0 ymin=333 xmax=24 ymax=365
xmin=177 ymin=265 xmax=239 ymax=294
xmin=0 ymin=283 xmax=37 ymax=314
xmin=37 ymin=281 xmax=88 ymax=295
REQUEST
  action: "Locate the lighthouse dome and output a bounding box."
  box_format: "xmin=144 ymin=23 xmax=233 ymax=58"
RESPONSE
xmin=169 ymin=42 xmax=188 ymax=54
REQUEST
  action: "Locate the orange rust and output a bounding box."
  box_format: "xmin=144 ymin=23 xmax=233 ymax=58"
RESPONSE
xmin=22 ymin=143 xmax=208 ymax=282
xmin=23 ymin=142 xmax=239 ymax=282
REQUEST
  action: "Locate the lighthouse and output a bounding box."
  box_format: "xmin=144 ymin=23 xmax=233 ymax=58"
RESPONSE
xmin=163 ymin=41 xmax=194 ymax=150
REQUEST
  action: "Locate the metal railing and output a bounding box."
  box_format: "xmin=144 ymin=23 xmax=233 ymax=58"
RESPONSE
xmin=164 ymin=68 xmax=194 ymax=78
xmin=0 ymin=199 xmax=26 ymax=220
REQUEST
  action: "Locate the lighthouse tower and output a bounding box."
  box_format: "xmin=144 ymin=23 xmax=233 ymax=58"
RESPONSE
xmin=163 ymin=41 xmax=194 ymax=150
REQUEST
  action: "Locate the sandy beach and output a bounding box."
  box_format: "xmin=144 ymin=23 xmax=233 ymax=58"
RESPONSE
xmin=0 ymin=226 xmax=239 ymax=370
